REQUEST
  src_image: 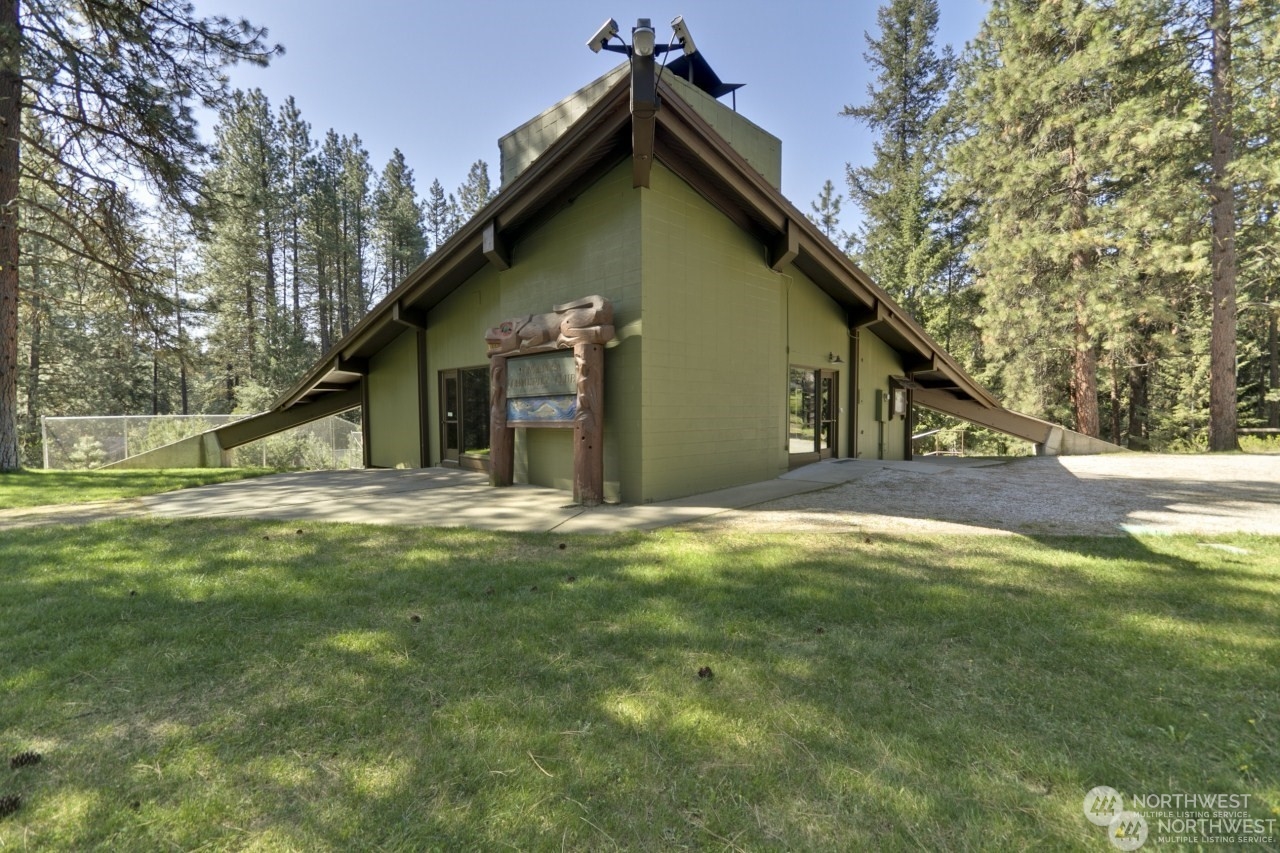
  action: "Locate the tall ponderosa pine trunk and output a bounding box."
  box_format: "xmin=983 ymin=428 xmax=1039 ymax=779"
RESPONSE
xmin=1127 ymin=362 xmax=1151 ymax=450
xmin=1208 ymin=0 xmax=1239 ymax=450
xmin=0 ymin=0 xmax=20 ymax=470
xmin=1269 ymin=297 xmax=1279 ymax=428
xmin=26 ymin=287 xmax=39 ymax=439
xmin=1068 ymin=146 xmax=1100 ymax=437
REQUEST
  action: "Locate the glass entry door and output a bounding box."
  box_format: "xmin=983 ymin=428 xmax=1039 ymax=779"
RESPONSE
xmin=789 ymin=366 xmax=838 ymax=467
xmin=440 ymin=370 xmax=461 ymax=464
xmin=818 ymin=371 xmax=837 ymax=459
xmin=439 ymin=367 xmax=491 ymax=469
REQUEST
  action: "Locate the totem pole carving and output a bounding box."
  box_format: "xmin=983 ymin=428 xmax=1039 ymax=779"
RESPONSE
xmin=486 ymin=295 xmax=614 ymax=505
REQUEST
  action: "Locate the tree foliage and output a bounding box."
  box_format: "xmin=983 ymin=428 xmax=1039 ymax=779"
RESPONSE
xmin=1 ymin=0 xmax=278 ymax=470
xmin=842 ymin=0 xmax=955 ymax=329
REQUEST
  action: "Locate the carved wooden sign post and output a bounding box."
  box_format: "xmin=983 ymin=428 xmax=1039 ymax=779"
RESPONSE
xmin=484 ymin=296 xmax=615 ymax=505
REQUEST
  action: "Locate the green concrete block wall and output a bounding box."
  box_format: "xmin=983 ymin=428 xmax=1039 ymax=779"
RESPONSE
xmin=424 ymin=163 xmax=642 ymax=502
xmin=424 ymin=265 xmax=502 ymax=467
xmin=782 ymin=264 xmax=853 ymax=460
xmin=855 ymin=330 xmax=907 ymax=460
xmin=667 ymin=76 xmax=782 ymax=190
xmin=102 ymin=431 xmax=224 ymax=469
xmin=524 ymin=429 xmax=575 ymax=492
xmin=637 ymin=165 xmax=787 ymax=501
xmin=366 ymin=330 xmax=422 ymax=468
xmin=499 ymin=66 xmax=627 ymax=188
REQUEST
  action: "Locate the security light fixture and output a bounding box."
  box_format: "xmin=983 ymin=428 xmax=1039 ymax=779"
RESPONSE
xmin=586 ymin=18 xmax=619 ymax=53
xmin=587 ymin=15 xmax=711 ymax=187
xmin=586 ymin=14 xmax=697 ymax=60
xmin=828 ymin=352 xmax=845 ymax=364
xmin=670 ymin=15 xmax=696 ymax=55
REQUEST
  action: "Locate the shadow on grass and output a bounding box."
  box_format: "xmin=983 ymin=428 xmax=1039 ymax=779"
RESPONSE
xmin=0 ymin=469 xmax=269 ymax=509
xmin=1 ymin=521 xmax=1276 ymax=850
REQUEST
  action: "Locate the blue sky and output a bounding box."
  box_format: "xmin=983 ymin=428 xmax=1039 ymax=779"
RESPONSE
xmin=196 ymin=1 xmax=988 ymax=234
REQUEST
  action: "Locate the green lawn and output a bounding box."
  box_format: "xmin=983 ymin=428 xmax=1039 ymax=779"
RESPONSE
xmin=1 ymin=522 xmax=1276 ymax=849
xmin=0 ymin=469 xmax=268 ymax=509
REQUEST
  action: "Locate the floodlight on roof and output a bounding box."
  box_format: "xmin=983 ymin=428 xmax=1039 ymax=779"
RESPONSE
xmin=586 ymin=18 xmax=619 ymax=53
xmin=670 ymin=15 xmax=696 ymax=56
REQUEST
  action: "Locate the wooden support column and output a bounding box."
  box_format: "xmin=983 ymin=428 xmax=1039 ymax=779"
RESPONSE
xmin=489 ymin=355 xmax=514 ymax=487
xmin=573 ymin=343 xmax=605 ymax=506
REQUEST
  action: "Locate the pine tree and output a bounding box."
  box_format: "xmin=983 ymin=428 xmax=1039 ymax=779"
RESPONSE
xmin=372 ymin=149 xmax=427 ymax=299
xmin=1173 ymin=0 xmax=1280 ymax=450
xmin=949 ymin=0 xmax=1202 ymax=438
xmin=199 ymin=89 xmax=285 ymax=396
xmin=1205 ymin=0 xmax=1241 ymax=450
xmin=307 ymin=130 xmax=344 ymax=352
xmin=842 ymin=0 xmax=954 ymax=327
xmin=456 ymin=160 xmax=495 ymax=221
xmin=425 ymin=178 xmax=451 ymax=252
xmin=150 ymin=207 xmax=200 ymax=417
xmin=19 ymin=152 xmax=166 ymax=453
xmin=339 ymin=135 xmax=372 ymax=325
xmin=1232 ymin=14 xmax=1280 ymax=430
xmin=807 ymin=179 xmax=844 ymax=242
xmin=277 ymin=97 xmax=312 ymax=338
xmin=0 ymin=0 xmax=277 ymax=470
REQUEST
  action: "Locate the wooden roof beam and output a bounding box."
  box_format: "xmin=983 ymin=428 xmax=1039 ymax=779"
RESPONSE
xmin=903 ymin=354 xmax=937 ymax=375
xmin=483 ymin=220 xmax=511 ymax=271
xmin=336 ymin=356 xmax=367 ymax=375
xmin=770 ymin=219 xmax=799 ymax=272
xmin=391 ymin=302 xmax=427 ymax=330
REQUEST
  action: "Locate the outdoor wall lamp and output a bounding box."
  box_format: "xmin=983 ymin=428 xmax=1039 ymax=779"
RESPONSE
xmin=828 ymin=352 xmax=845 ymax=364
xmin=631 ymin=20 xmax=656 ymax=57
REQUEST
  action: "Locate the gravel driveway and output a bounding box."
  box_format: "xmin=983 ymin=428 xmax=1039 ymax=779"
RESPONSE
xmin=687 ymin=454 xmax=1280 ymax=536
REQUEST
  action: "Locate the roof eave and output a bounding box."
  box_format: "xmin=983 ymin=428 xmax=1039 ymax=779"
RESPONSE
xmin=652 ymin=79 xmax=998 ymax=409
xmin=269 ymin=75 xmax=634 ymax=413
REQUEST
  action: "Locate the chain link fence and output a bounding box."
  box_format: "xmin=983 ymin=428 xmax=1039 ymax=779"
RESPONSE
xmin=41 ymin=413 xmax=363 ymax=470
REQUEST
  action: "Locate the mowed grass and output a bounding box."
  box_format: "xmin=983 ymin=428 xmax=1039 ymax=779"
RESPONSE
xmin=1 ymin=522 xmax=1277 ymax=850
xmin=0 ymin=469 xmax=268 ymax=509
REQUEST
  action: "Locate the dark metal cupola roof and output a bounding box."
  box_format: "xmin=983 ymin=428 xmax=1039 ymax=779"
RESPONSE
xmin=664 ymin=50 xmax=743 ymax=100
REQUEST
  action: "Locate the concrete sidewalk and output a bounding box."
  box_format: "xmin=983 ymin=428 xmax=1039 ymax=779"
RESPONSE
xmin=12 ymin=454 xmax=1277 ymax=535
xmin=138 ymin=465 xmax=838 ymax=533
xmin=141 ymin=453 xmax=1280 ymax=536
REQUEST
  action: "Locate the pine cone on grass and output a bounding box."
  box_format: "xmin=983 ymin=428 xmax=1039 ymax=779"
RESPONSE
xmin=0 ymin=792 xmax=20 ymax=819
xmin=9 ymin=752 xmax=41 ymax=769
